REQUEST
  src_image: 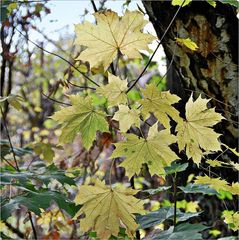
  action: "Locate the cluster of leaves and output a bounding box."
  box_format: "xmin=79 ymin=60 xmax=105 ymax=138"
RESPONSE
xmin=49 ymin=8 xmax=238 ymax=239
xmin=1 ymin=1 xmax=238 ymax=240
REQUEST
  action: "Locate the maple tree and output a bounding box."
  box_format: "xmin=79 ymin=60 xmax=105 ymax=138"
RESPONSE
xmin=1 ymin=1 xmax=238 ymax=240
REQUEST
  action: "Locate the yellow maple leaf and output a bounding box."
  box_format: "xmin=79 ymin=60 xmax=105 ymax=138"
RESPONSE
xmin=96 ymin=73 xmax=128 ymax=107
xmin=194 ymin=176 xmax=239 ymax=195
xmin=113 ymin=105 xmax=140 ymax=132
xmin=111 ymin=123 xmax=179 ymax=178
xmin=176 ymin=94 xmax=224 ymax=164
xmin=75 ymin=10 xmax=155 ymax=71
xmin=139 ymin=84 xmax=181 ymax=128
xmin=51 ymin=95 xmax=109 ymax=149
xmin=176 ymin=37 xmax=199 ymax=51
xmin=74 ymin=179 xmax=145 ymax=239
xmin=222 ymin=211 xmax=239 ymax=231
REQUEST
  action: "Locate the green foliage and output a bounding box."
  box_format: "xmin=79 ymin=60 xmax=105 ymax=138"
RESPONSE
xmin=1 ymin=190 xmax=79 ymax=220
xmin=151 ymin=222 xmax=208 ymax=240
xmin=137 ymin=207 xmax=201 ymax=229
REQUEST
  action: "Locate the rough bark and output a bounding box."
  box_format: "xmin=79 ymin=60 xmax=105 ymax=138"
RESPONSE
xmin=143 ymin=1 xmax=238 ymax=148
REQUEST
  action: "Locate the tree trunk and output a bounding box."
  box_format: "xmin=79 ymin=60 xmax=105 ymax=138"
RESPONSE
xmin=143 ymin=1 xmax=238 ymax=231
xmin=143 ymin=1 xmax=238 ymax=149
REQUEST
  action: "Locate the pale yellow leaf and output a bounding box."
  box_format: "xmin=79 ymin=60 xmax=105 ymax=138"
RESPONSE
xmin=139 ymin=84 xmax=181 ymax=128
xmin=111 ymin=123 xmax=179 ymax=178
xmin=113 ymin=105 xmax=140 ymax=132
xmin=96 ymin=73 xmax=128 ymax=108
xmin=75 ymin=10 xmax=155 ymax=70
xmin=176 ymin=94 xmax=224 ymax=164
xmin=74 ymin=179 xmax=145 ymax=239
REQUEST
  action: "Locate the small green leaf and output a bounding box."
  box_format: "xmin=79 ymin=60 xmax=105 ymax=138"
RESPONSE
xmin=218 ymin=0 xmax=238 ymax=7
xmin=137 ymin=207 xmax=201 ymax=229
xmin=178 ymin=184 xmax=218 ymax=195
xmin=152 ymin=222 xmax=207 ymax=240
xmin=1 ymin=191 xmax=80 ymax=220
xmin=142 ymin=186 xmax=171 ymax=195
xmin=164 ymin=161 xmax=188 ymax=175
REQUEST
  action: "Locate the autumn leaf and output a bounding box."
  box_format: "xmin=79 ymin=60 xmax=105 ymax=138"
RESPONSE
xmin=111 ymin=123 xmax=179 ymax=178
xmin=74 ymin=179 xmax=145 ymax=239
xmin=172 ymin=0 xmax=192 ymax=7
xmin=96 ymin=73 xmax=128 ymax=108
xmin=51 ymin=95 xmax=109 ymax=149
xmin=113 ymin=105 xmax=140 ymax=132
xmin=75 ymin=10 xmax=155 ymax=70
xmin=194 ymin=176 xmax=239 ymax=195
xmin=222 ymin=211 xmax=239 ymax=231
xmin=139 ymin=84 xmax=181 ymax=128
xmin=176 ymin=94 xmax=224 ymax=164
xmin=176 ymin=37 xmax=199 ymax=51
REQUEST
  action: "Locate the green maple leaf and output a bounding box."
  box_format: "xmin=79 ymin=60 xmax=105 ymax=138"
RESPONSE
xmin=139 ymin=84 xmax=181 ymax=128
xmin=51 ymin=95 xmax=109 ymax=150
xmin=111 ymin=123 xmax=179 ymax=178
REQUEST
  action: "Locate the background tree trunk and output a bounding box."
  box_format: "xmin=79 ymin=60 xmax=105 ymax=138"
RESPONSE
xmin=143 ymin=1 xmax=238 ymax=149
xmin=143 ymin=1 xmax=238 ymax=230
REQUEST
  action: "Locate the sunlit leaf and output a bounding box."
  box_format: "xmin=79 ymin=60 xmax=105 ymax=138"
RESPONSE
xmin=176 ymin=37 xmax=199 ymax=51
xmin=75 ymin=10 xmax=155 ymax=70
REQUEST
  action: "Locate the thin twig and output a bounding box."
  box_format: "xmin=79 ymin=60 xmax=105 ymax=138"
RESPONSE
xmin=1 ymin=157 xmax=17 ymax=170
xmin=90 ymin=0 xmax=98 ymax=13
xmin=126 ymin=1 xmax=185 ymax=93
xmin=0 ymin=107 xmax=20 ymax=172
xmin=28 ymin=211 xmax=37 ymax=240
xmin=41 ymin=92 xmax=71 ymax=106
xmin=15 ymin=28 xmax=99 ymax=87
